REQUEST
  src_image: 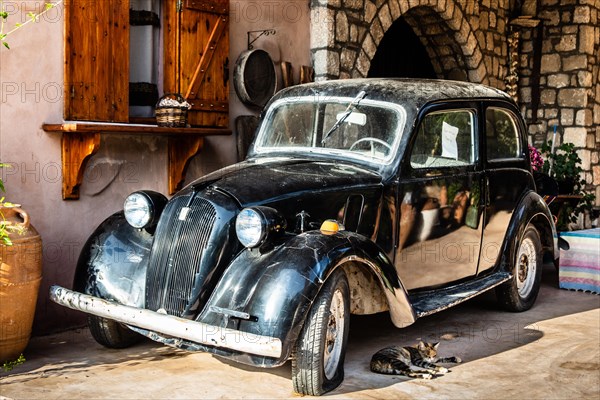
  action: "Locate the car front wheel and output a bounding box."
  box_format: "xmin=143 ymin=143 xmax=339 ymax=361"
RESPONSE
xmin=496 ymin=225 xmax=542 ymax=312
xmin=88 ymin=315 xmax=142 ymax=348
xmin=292 ymin=269 xmax=350 ymax=396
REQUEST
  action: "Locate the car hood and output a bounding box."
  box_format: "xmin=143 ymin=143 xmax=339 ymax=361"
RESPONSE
xmin=188 ymin=157 xmax=383 ymax=206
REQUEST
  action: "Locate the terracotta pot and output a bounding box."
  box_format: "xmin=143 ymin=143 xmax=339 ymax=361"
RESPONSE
xmin=0 ymin=206 xmax=42 ymax=362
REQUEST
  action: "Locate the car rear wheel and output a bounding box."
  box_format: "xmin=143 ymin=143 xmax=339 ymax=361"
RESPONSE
xmin=496 ymin=225 xmax=542 ymax=312
xmin=292 ymin=269 xmax=350 ymax=396
xmin=88 ymin=315 xmax=141 ymax=348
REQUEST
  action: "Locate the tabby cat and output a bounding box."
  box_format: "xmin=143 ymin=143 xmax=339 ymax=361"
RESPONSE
xmin=370 ymin=341 xmax=461 ymax=379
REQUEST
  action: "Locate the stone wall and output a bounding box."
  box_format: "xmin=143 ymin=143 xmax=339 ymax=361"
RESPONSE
xmin=522 ymin=1 xmax=599 ymax=203
xmin=310 ymin=0 xmax=599 ymax=204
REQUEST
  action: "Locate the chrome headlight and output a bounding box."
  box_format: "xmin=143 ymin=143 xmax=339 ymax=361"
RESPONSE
xmin=124 ymin=191 xmax=167 ymax=229
xmin=235 ymin=206 xmax=286 ymax=248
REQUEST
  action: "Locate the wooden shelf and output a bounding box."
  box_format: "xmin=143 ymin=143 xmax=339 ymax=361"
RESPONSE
xmin=43 ymin=122 xmax=231 ymax=200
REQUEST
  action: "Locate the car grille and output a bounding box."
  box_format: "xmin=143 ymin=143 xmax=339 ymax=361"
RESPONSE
xmin=146 ymin=194 xmax=217 ymax=316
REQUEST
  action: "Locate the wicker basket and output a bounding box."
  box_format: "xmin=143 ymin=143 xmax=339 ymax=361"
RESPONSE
xmin=156 ymin=93 xmax=189 ymax=127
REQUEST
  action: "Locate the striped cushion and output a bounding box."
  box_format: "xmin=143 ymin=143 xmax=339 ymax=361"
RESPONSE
xmin=559 ymin=229 xmax=600 ymax=294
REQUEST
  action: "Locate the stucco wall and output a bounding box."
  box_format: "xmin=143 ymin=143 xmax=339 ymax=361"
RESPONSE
xmin=0 ymin=1 xmax=311 ymax=334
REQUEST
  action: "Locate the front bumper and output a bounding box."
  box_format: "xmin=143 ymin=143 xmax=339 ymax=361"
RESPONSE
xmin=49 ymin=286 xmax=282 ymax=358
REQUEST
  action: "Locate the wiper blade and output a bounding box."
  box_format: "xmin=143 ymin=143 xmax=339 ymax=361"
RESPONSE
xmin=321 ymin=90 xmax=367 ymax=144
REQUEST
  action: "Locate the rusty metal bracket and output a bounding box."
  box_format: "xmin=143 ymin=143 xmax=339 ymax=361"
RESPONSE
xmin=247 ymin=29 xmax=276 ymax=50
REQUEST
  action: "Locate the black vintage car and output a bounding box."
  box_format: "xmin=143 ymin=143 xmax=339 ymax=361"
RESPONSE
xmin=51 ymin=79 xmax=558 ymax=395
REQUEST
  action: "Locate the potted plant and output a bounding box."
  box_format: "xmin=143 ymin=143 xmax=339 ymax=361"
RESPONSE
xmin=0 ymin=164 xmax=43 ymax=366
xmin=539 ymin=141 xmax=596 ymax=230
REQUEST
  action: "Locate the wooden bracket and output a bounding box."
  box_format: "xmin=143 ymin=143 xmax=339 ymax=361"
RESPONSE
xmin=61 ymin=132 xmax=101 ymax=200
xmin=168 ymin=137 xmax=204 ymax=194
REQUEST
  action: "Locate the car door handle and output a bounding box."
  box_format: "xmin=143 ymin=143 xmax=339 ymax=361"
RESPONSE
xmin=425 ymin=170 xmax=443 ymax=177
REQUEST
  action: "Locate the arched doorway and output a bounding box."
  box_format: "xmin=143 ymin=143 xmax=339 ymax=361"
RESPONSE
xmin=368 ymin=17 xmax=436 ymax=79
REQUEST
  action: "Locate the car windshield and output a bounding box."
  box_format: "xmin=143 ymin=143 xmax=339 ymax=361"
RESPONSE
xmin=253 ymin=95 xmax=406 ymax=164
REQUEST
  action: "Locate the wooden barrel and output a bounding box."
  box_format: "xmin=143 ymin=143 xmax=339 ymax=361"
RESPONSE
xmin=233 ymin=49 xmax=277 ymax=108
xmin=0 ymin=206 xmax=42 ymax=362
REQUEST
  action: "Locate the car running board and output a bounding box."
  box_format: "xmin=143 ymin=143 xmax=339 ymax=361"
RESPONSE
xmin=409 ymin=271 xmax=512 ymax=318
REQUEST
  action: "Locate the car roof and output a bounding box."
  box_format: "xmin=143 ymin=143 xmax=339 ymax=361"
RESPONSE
xmin=272 ymin=78 xmax=513 ymax=110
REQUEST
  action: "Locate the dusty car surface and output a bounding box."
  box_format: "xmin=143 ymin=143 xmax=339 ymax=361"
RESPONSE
xmin=51 ymin=79 xmax=558 ymax=395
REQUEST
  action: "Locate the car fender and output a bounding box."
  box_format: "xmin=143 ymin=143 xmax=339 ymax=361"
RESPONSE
xmin=73 ymin=212 xmax=153 ymax=308
xmin=496 ymin=190 xmax=558 ymax=273
xmin=199 ymin=230 xmax=415 ymax=365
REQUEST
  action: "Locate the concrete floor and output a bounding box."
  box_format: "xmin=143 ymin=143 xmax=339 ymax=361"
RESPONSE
xmin=1 ymin=264 xmax=599 ymax=399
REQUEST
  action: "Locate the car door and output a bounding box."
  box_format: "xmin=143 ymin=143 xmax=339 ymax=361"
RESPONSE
xmin=478 ymin=102 xmax=531 ymax=274
xmin=395 ymin=103 xmax=484 ymax=291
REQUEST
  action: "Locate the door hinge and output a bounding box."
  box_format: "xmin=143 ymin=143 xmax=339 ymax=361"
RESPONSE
xmin=177 ymin=0 xmax=183 ymax=12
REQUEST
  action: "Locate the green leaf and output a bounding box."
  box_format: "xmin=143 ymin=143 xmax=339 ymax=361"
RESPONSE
xmin=0 ymin=34 xmax=6 ymax=40
xmin=46 ymin=3 xmax=55 ymax=10
xmin=15 ymin=22 xmax=22 ymax=28
xmin=0 ymin=11 xmax=8 ymax=19
xmin=2 ymin=41 xmax=10 ymax=49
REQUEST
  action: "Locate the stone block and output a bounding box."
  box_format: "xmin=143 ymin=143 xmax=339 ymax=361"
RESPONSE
xmin=574 ymin=6 xmax=591 ymax=23
xmin=489 ymin=11 xmax=497 ymax=28
xmin=588 ymin=134 xmax=596 ymax=149
xmin=548 ymin=74 xmax=570 ymax=88
xmin=576 ymin=110 xmax=592 ymax=126
xmin=374 ymin=19 xmax=386 ymax=45
xmin=310 ymin=7 xmax=335 ymax=48
xmin=563 ymin=55 xmax=588 ymax=71
xmin=561 ymin=109 xmax=574 ymax=125
xmin=578 ymin=149 xmax=591 ymax=170
xmin=545 ymin=109 xmax=559 ymax=119
xmin=541 ymin=53 xmax=561 ymax=73
xmin=577 ymin=71 xmax=593 ymax=87
xmin=356 ymin=50 xmax=370 ymax=77
xmin=558 ymin=89 xmax=588 ymax=107
xmin=365 ymin=0 xmax=377 ymax=23
xmin=486 ymin=32 xmax=495 ymax=51
xmin=343 ymin=0 xmax=364 ymax=11
xmin=335 ymin=12 xmax=349 ymax=43
xmin=539 ymin=10 xmax=560 ymax=26
xmin=561 ymin=11 xmax=572 ymax=23
xmin=541 ymin=89 xmax=556 ymax=105
xmin=388 ymin=0 xmax=400 ymax=20
xmin=363 ymin=33 xmax=376 ymax=59
xmin=313 ymin=49 xmax=340 ymax=77
xmin=520 ymin=87 xmax=532 ymax=103
xmin=555 ymin=35 xmax=577 ymax=52
xmin=579 ymin=26 xmax=596 ymax=55
xmin=340 ymin=48 xmax=357 ymax=71
xmin=592 ymin=151 xmax=598 ymax=165
xmin=564 ymin=127 xmax=588 ymax=147
xmin=380 ymin=6 xmax=393 ymax=32
xmin=593 ymin=166 xmax=600 ymax=186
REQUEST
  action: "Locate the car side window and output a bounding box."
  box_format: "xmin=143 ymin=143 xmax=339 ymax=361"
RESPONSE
xmin=486 ymin=108 xmax=522 ymax=160
xmin=410 ymin=110 xmax=476 ymax=169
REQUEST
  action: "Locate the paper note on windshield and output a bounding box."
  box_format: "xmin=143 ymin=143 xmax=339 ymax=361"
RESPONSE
xmin=441 ymin=121 xmax=459 ymax=159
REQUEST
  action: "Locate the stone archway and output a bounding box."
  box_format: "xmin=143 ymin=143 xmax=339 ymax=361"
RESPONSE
xmin=311 ymin=0 xmax=489 ymax=84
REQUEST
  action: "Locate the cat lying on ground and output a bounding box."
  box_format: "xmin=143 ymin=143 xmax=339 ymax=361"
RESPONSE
xmin=370 ymin=341 xmax=461 ymax=379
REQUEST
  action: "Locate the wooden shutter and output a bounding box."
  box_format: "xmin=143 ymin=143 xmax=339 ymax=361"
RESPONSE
xmin=65 ymin=0 xmax=129 ymax=122
xmin=164 ymin=0 xmax=229 ymax=128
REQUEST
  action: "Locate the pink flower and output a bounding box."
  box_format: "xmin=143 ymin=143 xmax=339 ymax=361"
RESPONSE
xmin=528 ymin=145 xmax=544 ymax=172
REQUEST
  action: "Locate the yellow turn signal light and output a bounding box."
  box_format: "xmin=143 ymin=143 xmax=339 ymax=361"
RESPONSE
xmin=320 ymin=219 xmax=342 ymax=235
